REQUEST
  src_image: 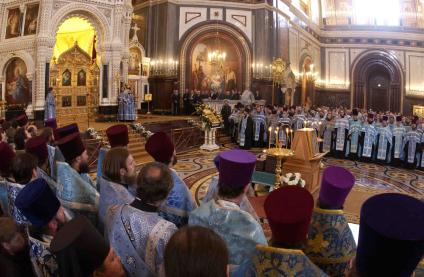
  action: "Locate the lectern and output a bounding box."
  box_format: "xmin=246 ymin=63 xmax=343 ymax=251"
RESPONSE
xmin=282 ymin=128 xmax=327 ymax=193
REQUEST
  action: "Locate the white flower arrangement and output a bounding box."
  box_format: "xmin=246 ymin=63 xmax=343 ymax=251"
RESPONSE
xmin=130 ymin=123 xmax=154 ymax=139
xmin=281 ymin=172 xmax=306 ymax=188
xmin=86 ymin=127 xmax=102 ymax=140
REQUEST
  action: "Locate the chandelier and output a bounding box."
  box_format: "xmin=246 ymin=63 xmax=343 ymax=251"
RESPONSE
xmin=208 ymin=50 xmax=226 ymax=65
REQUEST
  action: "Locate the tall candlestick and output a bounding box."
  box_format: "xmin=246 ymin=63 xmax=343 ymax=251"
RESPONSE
xmin=268 ymin=127 xmax=272 ymax=149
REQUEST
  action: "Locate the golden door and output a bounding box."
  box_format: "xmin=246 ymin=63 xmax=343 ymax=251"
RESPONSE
xmin=50 ymin=42 xmax=99 ymax=127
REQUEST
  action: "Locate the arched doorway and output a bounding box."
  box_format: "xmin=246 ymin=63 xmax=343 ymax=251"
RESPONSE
xmin=49 ymin=17 xmax=100 ymax=126
xmin=352 ymin=51 xmax=403 ymax=113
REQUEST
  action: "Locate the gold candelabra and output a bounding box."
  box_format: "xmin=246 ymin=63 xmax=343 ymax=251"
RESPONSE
xmin=264 ymin=126 xmax=294 ymax=188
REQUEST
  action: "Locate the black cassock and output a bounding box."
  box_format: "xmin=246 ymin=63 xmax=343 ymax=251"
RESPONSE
xmin=221 ymin=105 xmax=232 ymax=134
xmin=239 ymin=115 xmax=254 ymax=150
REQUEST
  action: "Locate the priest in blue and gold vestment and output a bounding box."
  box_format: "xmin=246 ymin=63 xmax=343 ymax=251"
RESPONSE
xmin=145 ymin=132 xmax=196 ymax=227
xmin=348 ymin=193 xmax=424 ymax=277
xmin=254 ymin=186 xmax=327 ymax=276
xmin=304 ymin=166 xmax=356 ymax=277
xmin=190 ymin=149 xmax=267 ymax=277
xmin=56 ymin=132 xmax=99 ymax=225
xmin=96 ymin=124 xmax=129 ymax=181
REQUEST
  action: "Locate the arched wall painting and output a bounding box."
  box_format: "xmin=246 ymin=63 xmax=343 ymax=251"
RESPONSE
xmin=129 ymin=47 xmax=141 ymax=75
xmin=5 ymin=58 xmax=31 ymax=105
xmin=190 ymin=36 xmax=241 ymax=93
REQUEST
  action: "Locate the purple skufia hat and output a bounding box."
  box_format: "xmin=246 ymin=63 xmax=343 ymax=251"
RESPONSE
xmin=356 ymin=193 xmax=424 ymax=277
xmin=218 ymin=149 xmax=256 ymax=188
xmin=319 ymin=166 xmax=355 ymax=209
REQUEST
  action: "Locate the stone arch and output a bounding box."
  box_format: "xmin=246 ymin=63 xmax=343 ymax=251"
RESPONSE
xmin=49 ymin=3 xmax=111 ymax=56
xmin=351 ymin=50 xmax=404 ymax=113
xmin=0 ymin=51 xmax=35 ymax=79
xmin=179 ymin=23 xmax=252 ymax=93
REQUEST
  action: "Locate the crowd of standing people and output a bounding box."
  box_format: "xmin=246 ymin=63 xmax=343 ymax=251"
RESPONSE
xmin=0 ymin=111 xmax=422 ymax=277
xmin=222 ymin=102 xmax=424 ymax=170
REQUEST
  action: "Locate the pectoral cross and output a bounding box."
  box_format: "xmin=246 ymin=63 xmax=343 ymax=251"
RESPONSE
xmin=131 ymin=24 xmax=140 ymax=42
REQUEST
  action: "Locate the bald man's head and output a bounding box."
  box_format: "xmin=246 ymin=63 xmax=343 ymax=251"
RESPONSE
xmin=136 ymin=162 xmax=173 ymax=204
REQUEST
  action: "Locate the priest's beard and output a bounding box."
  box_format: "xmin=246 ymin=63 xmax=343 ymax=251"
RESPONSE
xmin=79 ymin=161 xmax=89 ymax=174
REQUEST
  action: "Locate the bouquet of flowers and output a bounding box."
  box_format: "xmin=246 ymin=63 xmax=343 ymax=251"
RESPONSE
xmin=130 ymin=123 xmax=154 ymax=139
xmin=86 ymin=127 xmax=102 ymax=140
xmin=281 ymin=172 xmax=306 ymax=188
xmin=194 ymin=103 xmax=223 ymax=130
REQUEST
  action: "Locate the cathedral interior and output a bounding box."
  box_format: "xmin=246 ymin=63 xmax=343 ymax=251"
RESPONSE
xmin=0 ymin=0 xmax=423 ymax=276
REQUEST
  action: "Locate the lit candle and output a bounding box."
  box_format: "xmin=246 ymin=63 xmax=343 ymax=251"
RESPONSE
xmin=276 ymin=127 xmax=279 ymax=148
xmin=275 ymin=130 xmax=278 ymax=148
xmin=286 ymin=128 xmax=289 ymax=149
xmin=268 ymin=127 xmax=272 ymax=149
xmin=290 ymin=129 xmax=294 ymax=144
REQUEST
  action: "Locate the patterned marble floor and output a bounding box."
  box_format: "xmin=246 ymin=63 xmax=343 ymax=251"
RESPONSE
xmin=173 ymin=145 xmax=424 ymax=224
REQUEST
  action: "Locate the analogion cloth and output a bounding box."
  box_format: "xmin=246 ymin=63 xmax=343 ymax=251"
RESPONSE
xmin=56 ymin=162 xmax=99 ymax=225
xmin=159 ymin=169 xmax=196 ymax=227
xmin=253 ymin=245 xmax=328 ymax=277
xmin=189 ymin=199 xmax=267 ymax=277
xmin=98 ymin=176 xmax=135 ymax=228
xmin=106 ymin=204 xmax=177 ymax=277
xmin=304 ymin=208 xmax=356 ymax=277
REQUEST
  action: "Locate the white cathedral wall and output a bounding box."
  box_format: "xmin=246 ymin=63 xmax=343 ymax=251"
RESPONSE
xmin=0 ymin=0 xmax=133 ymax=116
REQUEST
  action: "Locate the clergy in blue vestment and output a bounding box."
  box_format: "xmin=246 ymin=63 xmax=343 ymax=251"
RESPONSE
xmin=252 ymin=105 xmax=266 ymax=148
xmin=126 ymin=90 xmax=136 ymax=121
xmin=189 ymin=149 xmax=267 ymax=277
xmin=15 ymin=178 xmax=70 ymax=277
xmin=334 ymin=110 xmax=350 ymax=158
xmin=145 ymin=132 xmax=196 ymax=227
xmin=117 ymin=89 xmax=128 ymax=121
xmin=375 ymin=116 xmax=393 ymax=164
xmin=26 ymin=136 xmax=58 ymax=193
xmin=202 ymin=155 xmax=259 ymax=221
xmin=98 ymin=147 xmax=135 ymax=229
xmin=322 ymin=111 xmax=335 ymax=154
xmin=106 ymin=162 xmax=177 ymax=277
xmin=0 ymin=142 xmax=15 ymax=216
xmin=52 ymin=123 xmax=79 ymax=181
xmin=359 ymin=113 xmax=377 ymax=163
xmin=304 ymin=166 xmax=356 ymax=277
xmin=403 ymin=117 xmax=421 ymax=169
xmin=254 ymin=186 xmax=328 ymax=277
xmin=347 ymin=193 xmax=424 ymax=277
xmin=346 ymin=109 xmax=362 ymax=159
xmin=51 ymin=215 xmax=126 ymax=277
xmin=44 ymin=87 xmax=56 ymax=121
xmin=57 ymin=132 xmax=99 ymax=225
xmin=96 ymin=124 xmax=129 ymax=181
xmin=278 ymin=108 xmax=291 ymax=148
xmin=391 ymin=116 xmax=406 ymax=166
